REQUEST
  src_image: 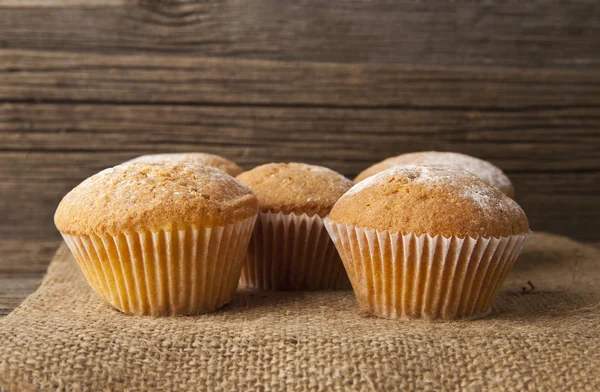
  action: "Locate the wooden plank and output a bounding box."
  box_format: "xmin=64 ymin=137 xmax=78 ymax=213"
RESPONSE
xmin=0 ymin=1 xmax=599 ymax=68
xmin=0 ymin=0 xmax=125 ymax=6
xmin=2 ymin=50 xmax=600 ymax=109
xmin=0 ymin=240 xmax=58 ymax=277
xmin=0 ymin=103 xmax=598 ymax=241
xmin=1 ymin=103 xmax=598 ymax=169
xmin=0 ymin=240 xmax=59 ymax=317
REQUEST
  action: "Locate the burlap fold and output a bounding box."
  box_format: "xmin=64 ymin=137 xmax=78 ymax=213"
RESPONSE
xmin=1 ymin=233 xmax=599 ymax=391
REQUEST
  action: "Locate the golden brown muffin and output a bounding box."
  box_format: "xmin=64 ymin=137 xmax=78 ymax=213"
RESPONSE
xmin=55 ymin=162 xmax=258 ymax=316
xmin=354 ymin=151 xmax=515 ymax=198
xmin=237 ymin=162 xmax=354 ymax=217
xmin=325 ymin=165 xmax=530 ymax=320
xmin=237 ymin=163 xmax=354 ymax=291
xmin=55 ymin=162 xmax=257 ymax=237
xmin=126 ymin=152 xmax=244 ymax=177
xmin=335 ymin=165 xmax=527 ymax=238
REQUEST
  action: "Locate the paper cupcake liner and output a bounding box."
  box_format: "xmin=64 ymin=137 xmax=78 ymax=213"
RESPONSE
xmin=239 ymin=211 xmax=351 ymax=291
xmin=62 ymin=215 xmax=256 ymax=316
xmin=324 ymin=219 xmax=529 ymax=320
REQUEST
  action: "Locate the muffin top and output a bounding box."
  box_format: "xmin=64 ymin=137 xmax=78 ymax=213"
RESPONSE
xmin=354 ymin=151 xmax=514 ymax=198
xmin=237 ymin=162 xmax=353 ymax=217
xmin=55 ymin=162 xmax=258 ymax=236
xmin=126 ymin=153 xmax=244 ymax=177
xmin=330 ymin=165 xmax=529 ymax=238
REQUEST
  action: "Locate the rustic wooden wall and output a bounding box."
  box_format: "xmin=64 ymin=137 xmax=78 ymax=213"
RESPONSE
xmin=1 ymin=0 xmax=599 ymax=249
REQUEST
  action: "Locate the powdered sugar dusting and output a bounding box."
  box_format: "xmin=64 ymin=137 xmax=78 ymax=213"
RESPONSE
xmin=55 ymin=159 xmax=260 ymax=236
xmin=387 ymin=152 xmax=512 ymax=193
xmin=346 ymin=170 xmax=389 ymax=196
xmin=127 ymin=153 xmax=224 ymax=167
xmin=67 ymin=161 xmax=252 ymax=210
xmin=347 ymin=165 xmax=456 ymax=197
xmin=346 ymin=164 xmax=516 ymax=215
xmin=124 ymin=153 xmax=244 ymax=177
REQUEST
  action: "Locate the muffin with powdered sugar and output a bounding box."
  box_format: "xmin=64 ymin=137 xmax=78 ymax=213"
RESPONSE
xmin=354 ymin=151 xmax=515 ymax=198
xmin=55 ymin=162 xmax=258 ymax=316
xmin=326 ymin=165 xmax=530 ymax=320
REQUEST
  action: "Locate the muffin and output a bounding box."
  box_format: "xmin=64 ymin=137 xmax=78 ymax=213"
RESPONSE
xmin=354 ymin=151 xmax=515 ymax=198
xmin=236 ymin=163 xmax=354 ymax=290
xmin=325 ymin=165 xmax=530 ymax=320
xmin=126 ymin=152 xmax=244 ymax=177
xmin=55 ymin=162 xmax=258 ymax=316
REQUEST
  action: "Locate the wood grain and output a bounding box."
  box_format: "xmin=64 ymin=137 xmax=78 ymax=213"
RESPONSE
xmin=1 ymin=101 xmax=599 ymax=241
xmin=0 ymin=1 xmax=599 ymax=68
xmin=1 ymin=0 xmax=599 ymax=298
xmin=2 ymin=50 xmax=600 ymax=108
xmin=2 ymin=103 xmax=599 ymax=167
xmin=0 ymin=240 xmax=59 ymax=317
xmin=0 ymin=51 xmax=599 ymax=241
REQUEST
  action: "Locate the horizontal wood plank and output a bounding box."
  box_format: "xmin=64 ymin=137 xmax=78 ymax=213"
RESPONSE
xmin=1 ymin=103 xmax=599 ymax=170
xmin=0 ymin=102 xmax=598 ymax=241
xmin=0 ymin=0 xmax=125 ymax=6
xmin=2 ymin=50 xmax=600 ymax=109
xmin=0 ymin=1 xmax=599 ymax=68
xmin=0 ymin=240 xmax=59 ymax=317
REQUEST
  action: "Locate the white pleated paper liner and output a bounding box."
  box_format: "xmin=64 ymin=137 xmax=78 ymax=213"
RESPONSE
xmin=61 ymin=215 xmax=256 ymax=316
xmin=239 ymin=211 xmax=351 ymax=291
xmin=324 ymin=219 xmax=530 ymax=320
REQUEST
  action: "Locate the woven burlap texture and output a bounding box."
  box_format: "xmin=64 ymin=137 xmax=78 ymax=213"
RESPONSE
xmin=1 ymin=233 xmax=599 ymax=391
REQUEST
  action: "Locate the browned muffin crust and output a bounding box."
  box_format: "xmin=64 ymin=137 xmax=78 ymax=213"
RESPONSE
xmin=354 ymin=151 xmax=514 ymax=198
xmin=331 ymin=165 xmax=529 ymax=238
xmin=126 ymin=153 xmax=244 ymax=177
xmin=55 ymin=162 xmax=258 ymax=236
xmin=237 ymin=163 xmax=353 ymax=217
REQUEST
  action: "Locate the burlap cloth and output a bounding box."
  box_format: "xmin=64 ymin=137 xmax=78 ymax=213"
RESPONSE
xmin=1 ymin=232 xmax=599 ymax=391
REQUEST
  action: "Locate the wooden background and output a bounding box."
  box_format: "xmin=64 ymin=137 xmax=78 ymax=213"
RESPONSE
xmin=1 ymin=0 xmax=599 ymax=314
